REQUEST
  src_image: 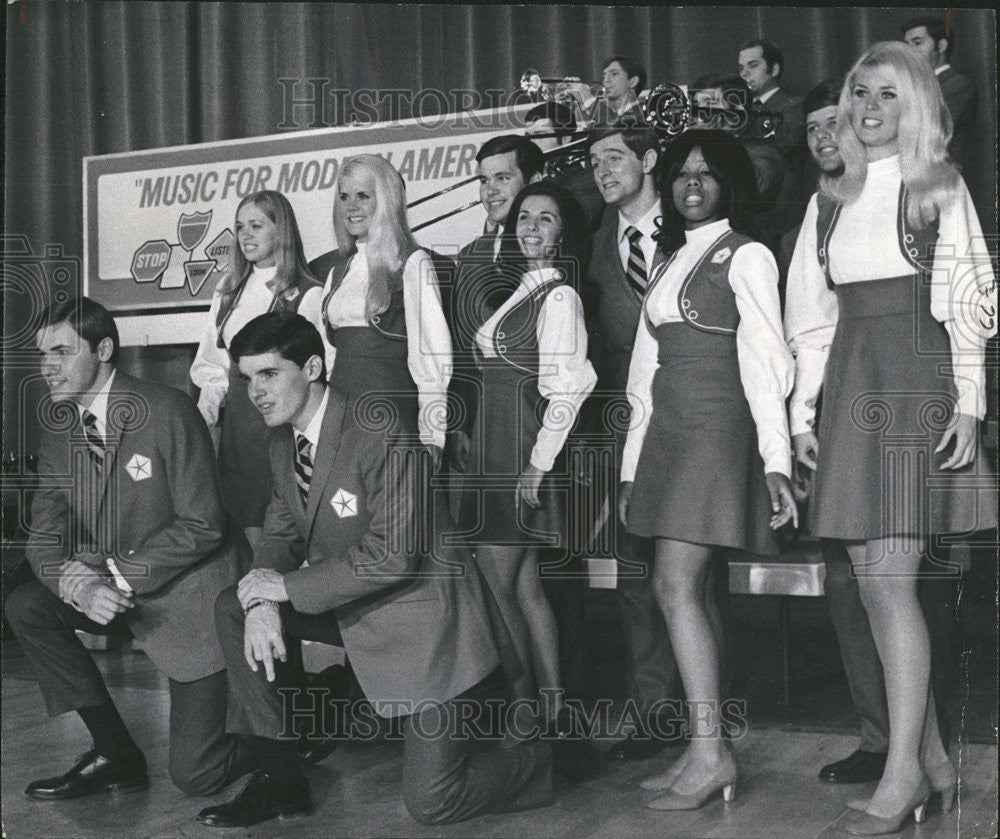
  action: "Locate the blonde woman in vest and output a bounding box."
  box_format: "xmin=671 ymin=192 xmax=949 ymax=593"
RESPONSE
xmin=785 ymin=42 xmax=996 ymax=835
xmin=620 ymin=130 xmax=796 ymax=811
xmin=191 ymin=191 xmax=322 ymax=536
xmin=319 ymin=154 xmax=451 ymax=470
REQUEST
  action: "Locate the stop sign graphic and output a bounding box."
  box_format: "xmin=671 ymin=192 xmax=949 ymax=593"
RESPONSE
xmin=131 ymin=240 xmax=172 ymax=283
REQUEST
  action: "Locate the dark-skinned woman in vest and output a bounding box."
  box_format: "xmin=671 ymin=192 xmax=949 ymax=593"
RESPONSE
xmin=319 ymin=154 xmax=451 ymax=470
xmin=458 ymin=181 xmax=597 ymax=736
xmin=619 ymin=130 xmax=797 ymax=811
xmin=191 ymin=190 xmax=322 ymax=538
xmin=785 ymin=43 xmax=996 ymax=836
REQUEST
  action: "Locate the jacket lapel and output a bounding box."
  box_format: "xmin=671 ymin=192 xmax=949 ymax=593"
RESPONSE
xmin=303 ymin=391 xmax=347 ymax=542
xmin=601 ymin=218 xmax=643 ymax=306
xmin=95 ymin=372 xmax=135 ymax=509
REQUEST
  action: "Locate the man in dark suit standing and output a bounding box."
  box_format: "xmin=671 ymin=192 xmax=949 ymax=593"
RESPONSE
xmin=198 ymin=312 xmax=554 ymax=828
xmin=7 ymin=297 xmax=249 ymax=800
xmin=585 ymin=126 xmax=681 ymax=760
xmin=738 ymin=39 xmax=805 ymax=158
xmin=525 ymin=101 xmax=606 ymax=232
xmin=444 ymin=135 xmax=543 ymax=481
xmin=902 ymin=16 xmax=977 ymax=171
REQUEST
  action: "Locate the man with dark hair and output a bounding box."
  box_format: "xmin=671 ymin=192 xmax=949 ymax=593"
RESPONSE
xmin=567 ymin=55 xmax=647 ymax=128
xmin=197 ymin=312 xmax=556 ymax=827
xmin=738 ymin=38 xmax=805 ymax=156
xmin=585 ymin=125 xmax=681 ymax=761
xmin=6 ymin=297 xmax=250 ymax=801
xmin=776 ymin=78 xmax=842 ymax=299
xmin=694 ymin=75 xmax=801 ymax=253
xmin=902 ymin=15 xmax=976 ymax=170
xmin=525 ymin=101 xmax=605 ymax=231
xmin=444 ymin=135 xmax=543 ymax=482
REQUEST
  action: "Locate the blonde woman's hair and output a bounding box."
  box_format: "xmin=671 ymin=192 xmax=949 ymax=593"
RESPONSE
xmin=216 ymin=191 xmax=313 ymax=311
xmin=821 ymin=41 xmax=960 ymax=228
xmin=332 ymin=154 xmax=418 ymax=319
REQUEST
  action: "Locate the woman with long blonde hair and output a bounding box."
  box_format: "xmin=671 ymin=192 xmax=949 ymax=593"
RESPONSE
xmin=191 ymin=190 xmax=322 ymax=534
xmin=785 ymin=41 xmax=996 ymax=835
xmin=319 ymin=154 xmax=451 ymax=466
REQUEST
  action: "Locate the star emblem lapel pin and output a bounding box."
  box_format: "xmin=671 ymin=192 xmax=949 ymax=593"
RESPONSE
xmin=711 ymin=246 xmax=732 ymax=265
xmin=125 ymin=453 xmax=152 ymax=482
xmin=330 ymin=488 xmax=358 ymax=518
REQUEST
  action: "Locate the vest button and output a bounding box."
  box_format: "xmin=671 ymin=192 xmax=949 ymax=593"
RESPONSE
xmin=497 ymin=332 xmax=505 ymax=339
xmin=372 ymin=316 xmax=380 ymax=324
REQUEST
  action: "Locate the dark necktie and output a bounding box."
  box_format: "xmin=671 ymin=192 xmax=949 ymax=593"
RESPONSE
xmin=624 ymin=226 xmax=648 ymax=297
xmin=81 ymin=409 xmax=106 ymax=474
xmin=294 ymin=433 xmax=313 ymax=506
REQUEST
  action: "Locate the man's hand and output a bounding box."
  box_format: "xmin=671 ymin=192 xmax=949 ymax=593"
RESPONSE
xmin=73 ymin=580 xmax=134 ymax=625
xmin=58 ymin=560 xmax=105 ymax=606
xmin=237 ymin=569 xmax=290 ymax=611
xmin=243 ymin=603 xmax=285 ymax=682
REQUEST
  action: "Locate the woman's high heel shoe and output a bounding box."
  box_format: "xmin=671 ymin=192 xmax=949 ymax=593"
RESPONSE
xmin=639 ymin=748 xmax=689 ymax=791
xmin=646 ymin=756 xmax=738 ymax=811
xmin=925 ymin=760 xmax=958 ymax=812
xmin=846 ymin=777 xmax=931 ymax=836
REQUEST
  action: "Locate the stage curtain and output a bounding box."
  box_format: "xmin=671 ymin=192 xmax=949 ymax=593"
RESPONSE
xmin=4 ymin=2 xmax=997 ymax=452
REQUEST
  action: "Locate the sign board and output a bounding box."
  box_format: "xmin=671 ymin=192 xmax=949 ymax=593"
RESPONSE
xmin=83 ymin=105 xmax=530 ymax=345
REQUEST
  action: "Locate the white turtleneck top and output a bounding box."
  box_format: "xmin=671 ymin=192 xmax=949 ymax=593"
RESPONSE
xmin=322 ymin=244 xmax=452 ymax=450
xmin=475 ymin=266 xmax=597 ymax=472
xmin=621 ymin=218 xmax=794 ymax=482
xmin=785 ymin=155 xmax=997 ymax=435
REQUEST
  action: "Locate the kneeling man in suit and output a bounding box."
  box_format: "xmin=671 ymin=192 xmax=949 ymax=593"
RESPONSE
xmin=198 ymin=312 xmax=553 ymax=828
xmin=7 ymin=297 xmax=250 ymax=799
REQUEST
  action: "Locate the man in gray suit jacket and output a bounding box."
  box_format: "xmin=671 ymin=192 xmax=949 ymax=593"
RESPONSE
xmin=738 ymin=39 xmax=806 ymax=156
xmin=7 ymin=297 xmax=249 ymax=800
xmin=902 ymin=16 xmax=977 ymax=171
xmin=198 ymin=312 xmax=554 ymax=828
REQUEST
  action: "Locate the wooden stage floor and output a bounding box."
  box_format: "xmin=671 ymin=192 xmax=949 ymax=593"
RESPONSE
xmin=2 ymin=649 xmax=997 ymax=839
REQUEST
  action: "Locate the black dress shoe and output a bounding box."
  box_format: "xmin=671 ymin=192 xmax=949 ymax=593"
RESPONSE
xmin=607 ymin=732 xmax=668 ymax=761
xmin=818 ymin=749 xmax=887 ymax=783
xmin=197 ymin=769 xmax=311 ymax=827
xmin=296 ymin=736 xmax=339 ymax=765
xmin=550 ymin=707 xmax=602 ymax=782
xmin=25 ymin=750 xmax=148 ymax=800
xmin=552 ymin=736 xmax=603 ymax=782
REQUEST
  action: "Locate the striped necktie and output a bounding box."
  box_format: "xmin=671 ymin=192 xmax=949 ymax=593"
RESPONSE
xmin=624 ymin=225 xmax=648 ymax=297
xmin=294 ymin=433 xmax=313 ymax=506
xmin=81 ymin=410 xmax=106 ymax=473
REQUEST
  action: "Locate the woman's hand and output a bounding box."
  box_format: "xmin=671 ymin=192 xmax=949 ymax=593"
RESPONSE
xmin=936 ymin=412 xmax=978 ymax=470
xmin=792 ymin=431 xmax=819 ymax=472
xmin=765 ymin=472 xmax=799 ymax=530
xmin=425 ymin=443 xmax=444 ymax=474
xmin=618 ymin=481 xmax=634 ymax=526
xmin=516 ymin=464 xmax=545 ymax=510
